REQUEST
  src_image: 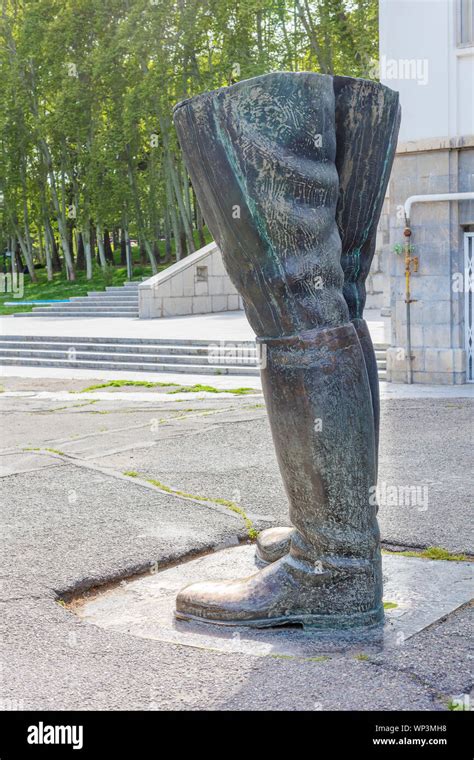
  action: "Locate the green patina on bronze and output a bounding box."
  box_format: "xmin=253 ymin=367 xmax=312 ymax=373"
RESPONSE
xmin=172 ymin=72 xmax=400 ymax=630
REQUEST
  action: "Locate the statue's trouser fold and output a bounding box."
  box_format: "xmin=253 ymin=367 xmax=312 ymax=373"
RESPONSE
xmin=176 ymin=322 xmax=383 ymax=628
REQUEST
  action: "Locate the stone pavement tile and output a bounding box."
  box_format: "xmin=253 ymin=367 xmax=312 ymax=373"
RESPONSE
xmin=1 ymin=396 xmax=265 ymax=458
xmin=0 ymin=390 xmax=470 ymax=712
xmin=57 ymin=409 xmax=265 ymax=460
xmin=91 ymin=417 xmax=274 ymax=474
xmin=377 ymin=399 xmax=473 ymax=554
xmin=371 ymin=603 xmax=473 ymax=700
xmin=0 ymin=464 xmax=249 ymax=595
xmin=2 ymin=597 xmax=441 ymax=711
xmin=91 ymin=418 xmax=289 ymax=525
xmin=0 ymin=310 xmax=256 ymax=341
xmin=93 ymin=400 xmax=473 ymax=554
xmin=0 ymin=399 xmax=186 ymax=451
xmin=141 ymin=469 xmax=289 ymax=526
xmin=0 ymin=450 xmax=65 ymax=477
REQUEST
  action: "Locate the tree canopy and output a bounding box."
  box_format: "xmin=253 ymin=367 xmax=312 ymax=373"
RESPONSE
xmin=0 ymin=0 xmax=378 ymax=282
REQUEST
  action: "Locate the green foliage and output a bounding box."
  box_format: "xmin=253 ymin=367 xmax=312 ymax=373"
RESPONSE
xmin=166 ymin=384 xmax=254 ymax=395
xmin=383 ymin=547 xmax=469 ymax=562
xmin=129 ymin=473 xmax=256 ymax=538
xmin=447 ymin=697 xmax=470 ymax=711
xmin=77 ymin=379 xmax=253 ymax=393
xmin=0 ymin=265 xmax=152 ymax=314
xmin=0 ymin=1 xmax=378 ymax=287
xmin=79 ymin=379 xmax=179 ymax=391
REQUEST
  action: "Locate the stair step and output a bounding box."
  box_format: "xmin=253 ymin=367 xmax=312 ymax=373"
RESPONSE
xmin=59 ymin=300 xmax=138 ymax=304
xmin=0 ymin=341 xmax=257 ymax=357
xmin=14 ymin=311 xmax=138 ymax=318
xmin=31 ymin=304 xmax=138 ymax=311
xmin=0 ymin=348 xmax=258 ymax=367
xmin=72 ymin=296 xmax=139 ymax=302
xmin=0 ymin=356 xmax=259 ymax=375
xmin=65 ymin=303 xmax=139 ymax=308
xmin=0 ymin=335 xmax=382 ymax=352
xmin=105 ymin=285 xmax=139 ymax=292
xmin=86 ymin=291 xmax=138 ymax=298
xmin=0 ymin=335 xmax=257 ymax=347
xmin=0 ymin=347 xmax=383 ymax=370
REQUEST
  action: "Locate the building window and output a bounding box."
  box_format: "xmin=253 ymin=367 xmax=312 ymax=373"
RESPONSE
xmin=457 ymin=0 xmax=474 ymax=46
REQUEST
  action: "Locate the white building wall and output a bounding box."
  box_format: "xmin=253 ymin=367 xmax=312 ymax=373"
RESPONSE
xmin=379 ymin=0 xmax=474 ymax=142
xmin=379 ymin=0 xmax=474 ymax=383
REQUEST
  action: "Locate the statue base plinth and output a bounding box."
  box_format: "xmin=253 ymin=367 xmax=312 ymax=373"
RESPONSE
xmin=71 ymin=545 xmax=472 ymax=658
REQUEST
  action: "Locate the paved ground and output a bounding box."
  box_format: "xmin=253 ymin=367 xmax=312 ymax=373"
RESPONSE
xmin=0 ymin=374 xmax=472 ymax=711
xmin=0 ymin=308 xmax=388 ymax=389
xmin=0 ymin=308 xmax=393 ymax=345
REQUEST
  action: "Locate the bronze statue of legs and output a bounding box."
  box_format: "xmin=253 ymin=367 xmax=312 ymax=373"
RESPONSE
xmin=173 ymin=72 xmax=400 ymax=629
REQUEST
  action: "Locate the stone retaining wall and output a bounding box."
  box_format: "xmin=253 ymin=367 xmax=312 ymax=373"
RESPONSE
xmin=139 ymin=242 xmax=243 ymax=318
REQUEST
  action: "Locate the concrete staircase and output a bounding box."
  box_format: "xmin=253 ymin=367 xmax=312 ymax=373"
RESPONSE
xmin=14 ymin=282 xmax=140 ymax=318
xmin=374 ymin=346 xmax=387 ymax=380
xmin=0 ymin=335 xmax=388 ymax=378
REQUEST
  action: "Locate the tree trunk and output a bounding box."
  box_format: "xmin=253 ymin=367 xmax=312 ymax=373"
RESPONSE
xmin=124 ymin=226 xmax=133 ymax=281
xmin=51 ymin=235 xmax=62 ymax=273
xmin=167 ymin=152 xmax=195 ymax=253
xmin=96 ymin=224 xmax=107 ymax=270
xmin=194 ymin=189 xmax=206 ymax=247
xmin=8 ymin=215 xmax=36 ymax=281
xmin=163 ymin=207 xmax=172 ymax=263
xmin=76 ymin=232 xmax=85 ymax=270
xmin=103 ymin=229 xmax=114 ymax=263
xmin=83 ymin=225 xmax=93 ymax=280
xmin=37 ymin=229 xmax=45 ymax=265
xmin=43 ymin=222 xmax=54 ymax=281
xmin=38 ymin=138 xmax=75 ymax=279
xmin=10 ymin=237 xmax=17 ymax=277
xmin=126 ymin=155 xmax=158 ymax=273
xmin=14 ymin=241 xmax=23 ymax=275
xmin=120 ymin=229 xmax=127 ymax=265
xmin=165 ymin=165 xmax=182 ymax=260
xmin=180 ymin=229 xmax=188 ymax=258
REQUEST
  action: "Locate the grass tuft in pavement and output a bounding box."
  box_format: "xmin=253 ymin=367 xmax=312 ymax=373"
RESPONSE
xmin=383 ymin=546 xmax=468 ymax=562
xmin=77 ymin=380 xmax=254 ymax=395
xmin=167 ymin=384 xmax=254 ymax=395
xmin=122 ymin=471 xmax=257 ymax=539
xmin=78 ymin=380 xmax=179 ymax=392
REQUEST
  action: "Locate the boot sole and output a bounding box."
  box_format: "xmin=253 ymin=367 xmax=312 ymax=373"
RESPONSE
xmin=175 ymin=604 xmax=384 ymax=631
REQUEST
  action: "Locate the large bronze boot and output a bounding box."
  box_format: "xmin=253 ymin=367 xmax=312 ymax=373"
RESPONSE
xmin=173 ymin=72 xmax=390 ymax=629
xmin=257 ymin=76 xmax=401 ymax=565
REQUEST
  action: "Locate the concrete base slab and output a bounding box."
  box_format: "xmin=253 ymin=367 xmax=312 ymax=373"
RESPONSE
xmin=73 ymin=545 xmax=472 ymax=657
xmin=0 ymin=450 xmax=64 ymax=477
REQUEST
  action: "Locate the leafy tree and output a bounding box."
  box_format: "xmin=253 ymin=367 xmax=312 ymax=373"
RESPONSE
xmin=0 ymin=0 xmax=379 ymax=283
